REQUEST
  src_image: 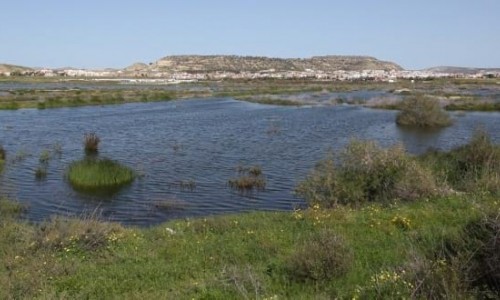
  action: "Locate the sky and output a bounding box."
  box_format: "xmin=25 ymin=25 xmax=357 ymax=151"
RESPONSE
xmin=1 ymin=0 xmax=499 ymax=70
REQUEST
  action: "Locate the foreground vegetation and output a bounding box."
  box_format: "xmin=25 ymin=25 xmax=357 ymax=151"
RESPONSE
xmin=1 ymin=132 xmax=499 ymax=299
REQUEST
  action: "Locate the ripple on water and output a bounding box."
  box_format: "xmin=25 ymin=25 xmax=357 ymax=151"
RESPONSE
xmin=0 ymin=98 xmax=499 ymax=226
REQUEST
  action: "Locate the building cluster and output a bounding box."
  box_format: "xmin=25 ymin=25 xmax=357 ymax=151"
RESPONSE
xmin=1 ymin=68 xmax=499 ymax=82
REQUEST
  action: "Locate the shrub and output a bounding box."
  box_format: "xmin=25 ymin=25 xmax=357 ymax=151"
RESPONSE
xmin=32 ymin=216 xmax=123 ymax=252
xmin=421 ymin=130 xmax=500 ymax=194
xmin=67 ymin=158 xmax=135 ymax=192
xmin=461 ymin=213 xmax=500 ymax=294
xmin=83 ymin=132 xmax=100 ymax=155
xmin=285 ymin=230 xmax=352 ymax=282
xmin=296 ymin=140 xmax=442 ymax=207
xmin=396 ymin=96 xmax=452 ymax=128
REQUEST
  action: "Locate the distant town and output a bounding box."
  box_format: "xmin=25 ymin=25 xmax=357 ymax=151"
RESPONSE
xmin=1 ymin=55 xmax=499 ymax=83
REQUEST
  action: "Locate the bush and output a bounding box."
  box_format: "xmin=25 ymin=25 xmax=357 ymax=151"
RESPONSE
xmin=421 ymin=130 xmax=500 ymax=194
xmin=396 ymin=96 xmax=452 ymax=128
xmin=285 ymin=230 xmax=352 ymax=282
xmin=83 ymin=132 xmax=100 ymax=155
xmin=67 ymin=158 xmax=135 ymax=192
xmin=32 ymin=216 xmax=123 ymax=252
xmin=462 ymin=214 xmax=500 ymax=294
xmin=296 ymin=140 xmax=442 ymax=207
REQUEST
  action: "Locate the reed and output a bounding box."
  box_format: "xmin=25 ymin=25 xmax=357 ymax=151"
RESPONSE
xmin=83 ymin=132 xmax=100 ymax=155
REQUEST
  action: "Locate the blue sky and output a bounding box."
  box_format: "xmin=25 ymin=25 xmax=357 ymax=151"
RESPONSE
xmin=1 ymin=0 xmax=499 ymax=69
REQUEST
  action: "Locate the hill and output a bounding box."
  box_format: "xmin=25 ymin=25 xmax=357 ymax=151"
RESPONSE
xmin=153 ymin=55 xmax=403 ymax=73
xmin=0 ymin=64 xmax=33 ymax=74
xmin=424 ymin=66 xmax=500 ymax=74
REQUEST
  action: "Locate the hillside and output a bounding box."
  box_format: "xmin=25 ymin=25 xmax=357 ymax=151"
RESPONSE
xmin=0 ymin=64 xmax=33 ymax=74
xmin=153 ymin=55 xmax=403 ymax=73
xmin=424 ymin=66 xmax=500 ymax=74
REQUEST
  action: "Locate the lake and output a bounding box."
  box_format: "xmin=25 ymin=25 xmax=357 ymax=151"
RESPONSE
xmin=0 ymin=98 xmax=498 ymax=226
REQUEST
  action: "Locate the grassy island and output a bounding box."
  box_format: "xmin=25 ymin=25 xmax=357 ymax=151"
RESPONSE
xmin=67 ymin=158 xmax=135 ymax=192
xmin=396 ymin=96 xmax=453 ymax=128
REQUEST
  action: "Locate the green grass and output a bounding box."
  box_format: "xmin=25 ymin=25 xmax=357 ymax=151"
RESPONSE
xmin=0 ymin=194 xmax=498 ymax=299
xmin=67 ymin=158 xmax=135 ymax=192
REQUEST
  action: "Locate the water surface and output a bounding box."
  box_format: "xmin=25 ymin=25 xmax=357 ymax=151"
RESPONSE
xmin=0 ymin=98 xmax=498 ymax=226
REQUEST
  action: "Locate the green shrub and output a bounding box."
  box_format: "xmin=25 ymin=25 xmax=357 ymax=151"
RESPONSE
xmin=67 ymin=158 xmax=135 ymax=191
xmin=285 ymin=230 xmax=352 ymax=282
xmin=421 ymin=130 xmax=500 ymax=194
xmin=296 ymin=140 xmax=442 ymax=207
xmin=396 ymin=96 xmax=452 ymax=128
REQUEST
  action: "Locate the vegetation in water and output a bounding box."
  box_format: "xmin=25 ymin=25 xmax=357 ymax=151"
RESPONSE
xmin=83 ymin=132 xmax=100 ymax=155
xmin=228 ymin=165 xmax=266 ymax=191
xmin=0 ymin=145 xmax=5 ymax=161
xmin=67 ymin=158 xmax=135 ymax=192
xmin=395 ymin=96 xmax=452 ymax=128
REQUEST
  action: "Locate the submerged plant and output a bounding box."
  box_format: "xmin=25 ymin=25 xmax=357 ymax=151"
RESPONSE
xmin=35 ymin=166 xmax=47 ymax=180
xmin=228 ymin=165 xmax=266 ymax=192
xmin=0 ymin=145 xmax=5 ymax=161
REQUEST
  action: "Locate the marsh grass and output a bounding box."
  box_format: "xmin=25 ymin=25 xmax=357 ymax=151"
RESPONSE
xmin=153 ymin=198 xmax=189 ymax=210
xmin=396 ymin=96 xmax=452 ymax=128
xmin=67 ymin=158 xmax=135 ymax=192
xmin=35 ymin=166 xmax=47 ymax=180
xmin=39 ymin=149 xmax=51 ymax=164
xmin=0 ymin=198 xmax=26 ymax=218
xmin=83 ymin=132 xmax=100 ymax=155
xmin=0 ymin=145 xmax=5 ymax=161
xmin=228 ymin=165 xmax=266 ymax=192
xmin=179 ymin=180 xmax=196 ymax=191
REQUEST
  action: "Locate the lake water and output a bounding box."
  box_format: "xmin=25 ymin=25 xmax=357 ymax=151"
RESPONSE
xmin=0 ymin=98 xmax=498 ymax=226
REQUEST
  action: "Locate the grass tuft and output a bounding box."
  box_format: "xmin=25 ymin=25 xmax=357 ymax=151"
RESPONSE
xmin=83 ymin=132 xmax=100 ymax=155
xmin=285 ymin=230 xmax=353 ymax=282
xmin=228 ymin=165 xmax=266 ymax=192
xmin=0 ymin=198 xmax=26 ymax=218
xmin=0 ymin=145 xmax=5 ymax=161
